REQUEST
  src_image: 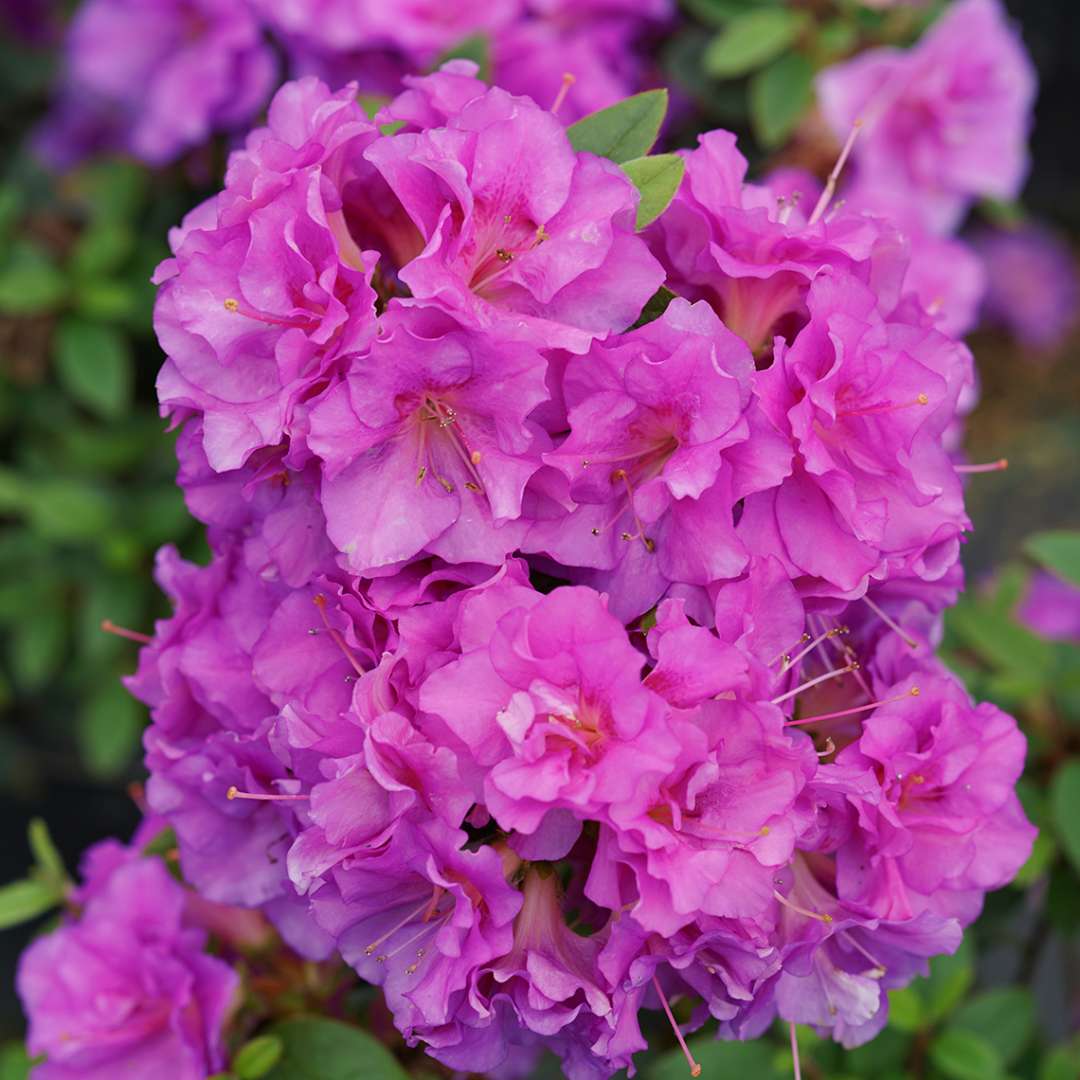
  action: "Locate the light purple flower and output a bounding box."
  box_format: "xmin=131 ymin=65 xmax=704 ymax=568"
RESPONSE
xmin=18 ymin=852 xmax=237 ymax=1080
xmin=817 ymin=0 xmax=1037 ymax=234
xmin=972 ymin=223 xmax=1079 ymax=351
xmin=37 ymin=0 xmax=275 ymax=168
xmin=1017 ymin=570 xmax=1080 ymax=643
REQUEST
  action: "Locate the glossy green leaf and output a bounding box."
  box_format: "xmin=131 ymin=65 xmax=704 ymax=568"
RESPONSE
xmin=0 ymin=878 xmax=62 ymax=930
xmin=703 ymin=9 xmax=809 ymax=78
xmin=263 ymin=1017 xmax=409 ymax=1080
xmin=233 ymin=1035 xmax=285 ymax=1080
xmin=631 ymin=286 xmax=678 ymax=329
xmin=567 ymin=90 xmax=668 ymax=163
xmin=951 ymin=987 xmax=1034 ymax=1064
xmin=749 ymin=52 xmax=814 ymax=148
xmin=929 ymin=1028 xmax=1005 ymax=1080
xmin=1051 ymin=759 xmax=1080 ymax=874
xmin=621 ymin=154 xmax=685 ymax=229
xmin=1025 ymin=529 xmax=1080 ymax=587
xmin=54 ymin=317 xmax=134 ymax=420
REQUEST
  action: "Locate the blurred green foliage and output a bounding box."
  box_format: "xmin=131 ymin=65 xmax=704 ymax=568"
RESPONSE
xmin=0 ymin=145 xmax=201 ymax=788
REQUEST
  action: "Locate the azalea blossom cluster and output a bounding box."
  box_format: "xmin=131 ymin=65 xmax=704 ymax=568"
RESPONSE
xmin=19 ymin=34 xmax=1039 ymax=1080
xmin=37 ymin=0 xmax=669 ymax=167
xmin=815 ymin=0 xmax=1036 ymax=341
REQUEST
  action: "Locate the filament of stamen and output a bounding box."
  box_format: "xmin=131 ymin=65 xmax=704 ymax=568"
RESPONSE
xmin=100 ymin=619 xmax=152 ymax=644
xmin=782 ymin=626 xmax=848 ymax=673
xmin=771 ymin=663 xmax=858 ymax=707
xmin=612 ymin=469 xmax=655 ymax=553
xmin=836 ymin=393 xmax=929 ymax=419
xmin=862 ymin=595 xmax=918 ymax=649
xmin=809 ymin=120 xmax=862 ymax=226
xmin=773 ymin=888 xmax=833 ymax=925
xmin=790 ymin=1022 xmax=802 ymax=1080
xmin=651 ymin=975 xmax=702 ymax=1078
xmin=312 ymin=595 xmax=366 ymax=677
xmin=226 ymin=786 xmax=308 ymax=802
xmin=769 ymin=633 xmax=811 ymax=668
xmin=956 ymin=458 xmax=1008 ymax=474
xmin=551 ymin=72 xmax=576 ymax=115
xmin=785 ymin=686 xmax=920 ymax=727
xmin=223 ymin=297 xmax=312 ymax=331
xmin=840 ymin=931 xmax=887 ymax=977
xmin=364 ymin=892 xmax=443 ymax=956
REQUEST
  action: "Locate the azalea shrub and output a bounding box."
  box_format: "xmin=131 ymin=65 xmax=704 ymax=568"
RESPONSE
xmin=1 ymin=2 xmax=1079 ymax=1080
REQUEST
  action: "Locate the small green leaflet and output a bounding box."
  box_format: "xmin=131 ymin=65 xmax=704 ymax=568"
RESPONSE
xmin=621 ymin=154 xmax=686 ymax=229
xmin=567 ymin=90 xmax=668 ymax=164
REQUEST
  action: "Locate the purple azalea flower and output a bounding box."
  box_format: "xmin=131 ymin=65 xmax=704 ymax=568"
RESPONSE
xmin=833 ymin=674 xmax=1035 ymax=923
xmin=646 ymin=130 xmax=907 ymax=357
xmin=362 ymin=79 xmax=664 ymax=351
xmin=817 ymin=0 xmax=1036 ymax=234
xmin=18 ymin=852 xmax=237 ymax=1080
xmin=37 ymin=0 xmax=275 ymax=169
xmin=154 ymin=78 xmax=380 ymax=472
xmin=741 ymin=271 xmax=973 ymax=600
xmin=420 ymin=585 xmax=680 ymax=836
xmin=309 ymin=306 xmax=550 ymax=574
xmin=531 ymin=299 xmax=788 ymax=620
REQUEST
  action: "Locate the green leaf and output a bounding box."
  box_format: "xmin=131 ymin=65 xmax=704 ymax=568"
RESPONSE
xmin=1012 ymin=829 xmax=1055 ymax=887
xmin=703 ymin=9 xmax=810 ymax=78
xmin=0 ymin=241 xmax=67 ymax=315
xmin=142 ymin=826 xmax=178 ymax=858
xmin=233 ymin=1035 xmax=285 ymax=1080
xmin=53 ymin=317 xmax=133 ymax=419
xmin=1042 ymin=1040 xmax=1080 ymax=1080
xmin=10 ymin=601 xmax=65 ymax=692
xmin=886 ymin=986 xmax=924 ymax=1032
xmin=78 ymin=680 xmax=144 ymax=780
xmin=922 ymin=938 xmax=975 ymax=1023
xmin=263 ymin=1017 xmax=409 ymax=1080
xmin=19 ymin=480 xmax=114 ymax=542
xmin=951 ymin=988 xmax=1034 ymax=1064
xmin=0 ymin=878 xmax=62 ymax=930
xmin=647 ymin=1035 xmax=777 ymax=1080
xmin=0 ymin=1042 xmax=32 ymax=1080
xmin=1025 ymin=529 xmax=1080 ymax=587
xmin=631 ymin=286 xmax=678 ymax=330
xmin=621 ymin=154 xmax=686 ymax=229
xmin=431 ymin=33 xmax=491 ymax=81
xmin=27 ymin=819 xmax=66 ymax=886
xmin=749 ymin=52 xmax=814 ymax=148
xmin=567 ymin=90 xmax=668 ymax=164
xmin=70 ymin=222 xmax=135 ymax=278
xmin=1051 ymin=760 xmax=1080 ymax=875
xmin=929 ymin=1028 xmax=1005 ymax=1080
